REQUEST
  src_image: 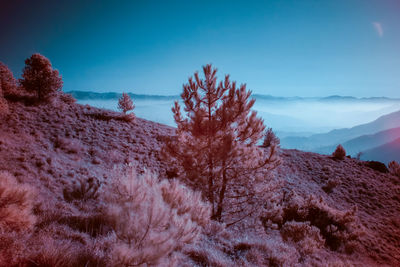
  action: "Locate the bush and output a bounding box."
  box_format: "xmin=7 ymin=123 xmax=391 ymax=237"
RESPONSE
xmin=332 ymin=144 xmax=346 ymax=160
xmin=0 ymin=95 xmax=8 ymax=115
xmin=322 ymin=178 xmax=340 ymax=193
xmin=103 ymin=168 xmax=209 ymax=266
xmin=59 ymin=92 xmax=77 ymax=104
xmin=0 ymin=171 xmax=36 ymax=232
xmin=19 ymin=54 xmax=63 ymax=102
xmin=63 ymin=177 xmax=101 ymax=202
xmin=388 ymin=161 xmax=400 ymax=177
xmin=366 ymin=161 xmax=389 ymax=173
xmin=280 ymin=221 xmax=324 ymax=255
xmin=262 ymin=192 xmax=362 ymax=252
xmin=0 ymin=62 xmax=18 ymax=97
xmin=54 ymin=137 xmax=83 ymax=154
xmin=262 ymin=127 xmax=280 ymax=148
xmin=0 ymin=78 xmax=8 ymax=115
xmin=160 ymin=179 xmax=211 ymax=228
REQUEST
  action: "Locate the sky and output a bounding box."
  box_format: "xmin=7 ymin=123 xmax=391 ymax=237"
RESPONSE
xmin=1 ymin=0 xmax=400 ymax=97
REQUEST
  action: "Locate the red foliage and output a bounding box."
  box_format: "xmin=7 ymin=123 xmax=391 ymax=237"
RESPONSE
xmin=164 ymin=64 xmax=280 ymax=224
xmin=19 ymin=54 xmax=63 ymax=102
xmin=118 ymin=92 xmax=134 ymax=114
xmin=0 ymin=62 xmax=18 ymax=97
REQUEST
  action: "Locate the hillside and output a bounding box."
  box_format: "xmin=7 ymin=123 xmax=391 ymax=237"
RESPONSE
xmin=282 ymin=110 xmax=400 ymax=151
xmin=361 ymin=137 xmax=400 ymax=164
xmin=315 ymin=127 xmax=400 ymax=156
xmin=1 ymin=100 xmax=400 ymax=266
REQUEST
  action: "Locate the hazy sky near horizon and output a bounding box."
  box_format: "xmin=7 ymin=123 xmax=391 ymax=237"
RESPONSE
xmin=1 ymin=0 xmax=400 ymax=97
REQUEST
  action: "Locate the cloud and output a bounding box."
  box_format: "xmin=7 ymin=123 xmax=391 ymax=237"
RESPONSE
xmin=372 ymin=22 xmax=383 ymax=37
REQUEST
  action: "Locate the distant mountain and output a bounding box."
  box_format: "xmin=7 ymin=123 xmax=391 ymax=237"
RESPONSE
xmin=281 ymin=110 xmax=400 ymax=151
xmin=361 ymin=137 xmax=400 ymax=164
xmin=67 ymin=90 xmax=178 ymax=100
xmin=68 ymin=90 xmax=400 ymax=103
xmin=314 ymin=127 xmax=400 ymax=156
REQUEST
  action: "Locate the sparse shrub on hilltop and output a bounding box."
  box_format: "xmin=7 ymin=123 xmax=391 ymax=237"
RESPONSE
xmin=19 ymin=53 xmax=63 ymax=102
xmin=0 ymin=171 xmax=36 ymax=232
xmin=0 ymin=62 xmax=18 ymax=98
xmin=332 ymin=144 xmax=346 ymax=160
xmin=163 ymin=64 xmax=280 ymax=226
xmin=388 ymin=160 xmax=400 ymax=177
xmin=103 ymin=168 xmax=208 ymax=266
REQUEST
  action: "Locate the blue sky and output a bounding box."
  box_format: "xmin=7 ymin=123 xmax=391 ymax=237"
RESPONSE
xmin=1 ymin=0 xmax=400 ymax=97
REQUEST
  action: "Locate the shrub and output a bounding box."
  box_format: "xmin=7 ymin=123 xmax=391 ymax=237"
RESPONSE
xmin=280 ymin=221 xmax=324 ymax=255
xmin=332 ymin=144 xmax=346 ymax=160
xmin=0 ymin=78 xmax=8 ymax=115
xmin=388 ymin=161 xmax=400 ymax=177
xmin=19 ymin=53 xmax=63 ymax=102
xmin=118 ymin=113 xmax=135 ymax=123
xmin=118 ymin=92 xmax=135 ymax=114
xmin=0 ymin=94 xmax=8 ymax=115
xmin=262 ymin=192 xmax=362 ymax=252
xmin=262 ymin=127 xmax=280 ymax=148
xmin=59 ymin=92 xmax=77 ymax=104
xmin=63 ymin=177 xmax=101 ymax=202
xmin=163 ymin=64 xmax=280 ymax=225
xmin=366 ymin=161 xmax=389 ymax=173
xmin=54 ymin=137 xmax=82 ymax=154
xmin=160 ymin=179 xmax=211 ymax=228
xmin=0 ymin=62 xmax=18 ymax=97
xmin=322 ymin=177 xmax=340 ymax=193
xmin=0 ymin=171 xmax=36 ymax=232
xmin=103 ymin=168 xmax=208 ymax=266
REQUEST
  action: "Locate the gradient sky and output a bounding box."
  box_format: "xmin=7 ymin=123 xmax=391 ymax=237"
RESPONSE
xmin=1 ymin=0 xmax=400 ymax=97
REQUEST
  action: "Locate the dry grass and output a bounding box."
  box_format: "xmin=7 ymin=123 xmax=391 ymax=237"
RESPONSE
xmin=0 ymin=171 xmax=36 ymax=232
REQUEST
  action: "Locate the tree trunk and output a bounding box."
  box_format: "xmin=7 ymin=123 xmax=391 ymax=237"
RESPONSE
xmin=215 ymin=161 xmax=227 ymax=221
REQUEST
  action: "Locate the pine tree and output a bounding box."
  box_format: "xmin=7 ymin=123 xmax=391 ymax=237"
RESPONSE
xmin=262 ymin=127 xmax=280 ymax=148
xmin=164 ymin=64 xmax=280 ymax=225
xmin=118 ymin=92 xmax=134 ymax=114
xmin=0 ymin=62 xmax=18 ymax=97
xmin=19 ymin=54 xmax=63 ymax=102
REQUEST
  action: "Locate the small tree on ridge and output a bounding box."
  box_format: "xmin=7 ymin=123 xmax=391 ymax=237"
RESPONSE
xmin=118 ymin=92 xmax=134 ymax=114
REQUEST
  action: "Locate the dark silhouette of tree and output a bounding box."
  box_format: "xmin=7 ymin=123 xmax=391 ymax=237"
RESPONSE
xmin=19 ymin=54 xmax=63 ymax=102
xmin=0 ymin=62 xmax=18 ymax=97
xmin=164 ymin=64 xmax=280 ymax=225
xmin=118 ymin=92 xmax=134 ymax=114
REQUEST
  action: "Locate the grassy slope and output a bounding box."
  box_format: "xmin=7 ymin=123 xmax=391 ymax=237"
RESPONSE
xmin=1 ymin=101 xmax=399 ymax=266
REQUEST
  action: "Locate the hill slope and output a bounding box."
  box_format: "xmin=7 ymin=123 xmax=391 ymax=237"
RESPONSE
xmin=315 ymin=127 xmax=400 ymax=156
xmin=361 ymin=137 xmax=400 ymax=164
xmin=0 ymin=100 xmax=399 ymax=266
xmin=282 ymin=110 xmax=400 ymax=151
